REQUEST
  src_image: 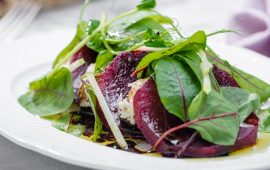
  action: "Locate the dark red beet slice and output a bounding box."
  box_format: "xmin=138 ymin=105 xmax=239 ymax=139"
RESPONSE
xmin=69 ymin=46 xmax=97 ymax=103
xmin=97 ymin=51 xmax=146 ymax=128
xmin=244 ymin=113 xmax=259 ymax=126
xmin=134 ymin=78 xmax=172 ymax=151
xmin=133 ymin=78 xmax=258 ymax=158
xmin=181 ymin=121 xmax=258 ymax=157
xmin=213 ymin=65 xmax=240 ymax=87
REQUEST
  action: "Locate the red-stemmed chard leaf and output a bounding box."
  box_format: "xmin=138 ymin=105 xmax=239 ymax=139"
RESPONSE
xmin=134 ymin=78 xmax=257 ymax=158
xmin=155 ymin=58 xmax=201 ymax=122
xmin=154 ymin=90 xmax=240 ymax=148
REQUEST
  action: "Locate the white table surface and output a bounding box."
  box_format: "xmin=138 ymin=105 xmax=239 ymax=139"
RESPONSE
xmin=0 ymin=0 xmax=248 ymax=169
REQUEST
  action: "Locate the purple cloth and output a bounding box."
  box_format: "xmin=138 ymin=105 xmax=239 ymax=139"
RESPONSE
xmin=227 ymin=0 xmax=270 ymax=57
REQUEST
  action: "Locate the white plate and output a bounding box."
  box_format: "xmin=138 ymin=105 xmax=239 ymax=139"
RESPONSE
xmin=0 ymin=31 xmax=270 ymax=170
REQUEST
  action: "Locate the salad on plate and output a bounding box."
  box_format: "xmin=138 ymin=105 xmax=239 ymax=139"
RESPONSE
xmin=18 ymin=0 xmax=270 ymax=158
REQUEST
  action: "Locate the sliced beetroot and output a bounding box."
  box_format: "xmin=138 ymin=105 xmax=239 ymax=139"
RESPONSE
xmin=134 ymin=78 xmax=172 ymax=151
xmin=181 ymin=122 xmax=258 ymax=157
xmin=244 ymin=113 xmax=259 ymax=126
xmin=133 ymin=78 xmax=258 ymax=158
xmin=213 ymin=65 xmax=240 ymax=87
xmin=70 ymin=46 xmax=97 ymax=103
xmin=97 ymin=51 xmax=146 ymax=128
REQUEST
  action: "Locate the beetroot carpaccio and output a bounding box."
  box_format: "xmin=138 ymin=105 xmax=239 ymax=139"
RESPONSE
xmin=18 ymin=0 xmax=270 ymax=160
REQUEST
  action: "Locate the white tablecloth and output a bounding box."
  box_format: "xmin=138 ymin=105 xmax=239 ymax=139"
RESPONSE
xmin=1 ymin=0 xmax=247 ymax=169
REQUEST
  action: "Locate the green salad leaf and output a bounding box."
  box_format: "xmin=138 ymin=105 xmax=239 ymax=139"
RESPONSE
xmin=137 ymin=0 xmax=156 ymax=10
xmin=51 ymin=113 xmax=71 ymax=132
xmin=189 ymin=90 xmax=240 ymax=145
xmin=86 ymin=19 xmax=105 ymax=52
xmin=104 ymin=10 xmax=173 ymax=54
xmin=188 ymin=50 xmax=213 ymax=119
xmin=180 ymin=52 xmax=203 ymax=83
xmin=18 ymin=67 xmax=74 ymax=116
xmin=95 ymin=50 xmax=114 ymax=72
xmin=258 ymin=108 xmax=270 ymax=132
xmin=207 ymin=47 xmax=270 ymax=102
xmin=53 ymin=21 xmax=87 ymax=68
xmin=48 ymin=113 xmax=86 ymax=137
xmin=108 ymin=10 xmax=171 ymax=36
xmin=221 ymin=87 xmax=260 ymax=121
xmin=86 ymin=19 xmax=100 ymax=35
xmin=155 ymin=58 xmax=201 ymax=122
xmin=134 ymin=31 xmax=206 ymax=77
xmin=108 ymin=19 xmax=171 ymax=52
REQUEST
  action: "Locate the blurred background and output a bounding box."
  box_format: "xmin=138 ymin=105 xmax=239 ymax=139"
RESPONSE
xmin=1 ymin=0 xmax=268 ymax=56
xmin=0 ymin=0 xmax=269 ymax=169
xmin=0 ymin=0 xmax=268 ymax=56
xmin=0 ymin=0 xmax=245 ymax=40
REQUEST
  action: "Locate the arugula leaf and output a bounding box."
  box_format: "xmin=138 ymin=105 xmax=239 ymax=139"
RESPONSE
xmin=134 ymin=31 xmax=207 ymax=77
xmin=189 ymin=90 xmax=240 ymax=145
xmin=53 ymin=21 xmax=87 ymax=68
xmin=220 ymin=87 xmax=260 ymax=121
xmin=18 ymin=67 xmax=74 ymax=116
xmin=137 ymin=0 xmax=156 ymax=10
xmin=207 ymin=47 xmax=270 ymax=102
xmin=155 ymin=58 xmax=201 ymax=122
xmin=95 ymin=50 xmax=114 ymax=72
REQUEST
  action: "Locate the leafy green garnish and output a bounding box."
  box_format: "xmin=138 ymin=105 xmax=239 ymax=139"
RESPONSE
xmin=86 ymin=19 xmax=100 ymax=35
xmin=154 ymin=90 xmax=240 ymax=148
xmin=51 ymin=113 xmax=71 ymax=132
xmin=221 ymin=87 xmax=260 ymax=121
xmin=104 ymin=10 xmax=173 ymax=54
xmin=189 ymin=90 xmax=240 ymax=145
xmin=95 ymin=50 xmax=114 ymax=72
xmin=155 ymin=58 xmax=201 ymax=122
xmin=107 ymin=10 xmax=170 ymax=36
xmin=18 ymin=67 xmax=74 ymax=116
xmin=180 ymin=52 xmax=203 ymax=83
xmin=137 ymin=0 xmax=156 ymax=10
xmin=207 ymin=47 xmax=270 ymax=102
xmin=258 ymin=108 xmax=270 ymax=132
xmin=53 ymin=21 xmax=87 ymax=68
xmin=48 ymin=113 xmax=86 ymax=137
xmin=207 ymin=29 xmax=238 ymax=37
xmin=134 ymin=31 xmax=206 ymax=77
